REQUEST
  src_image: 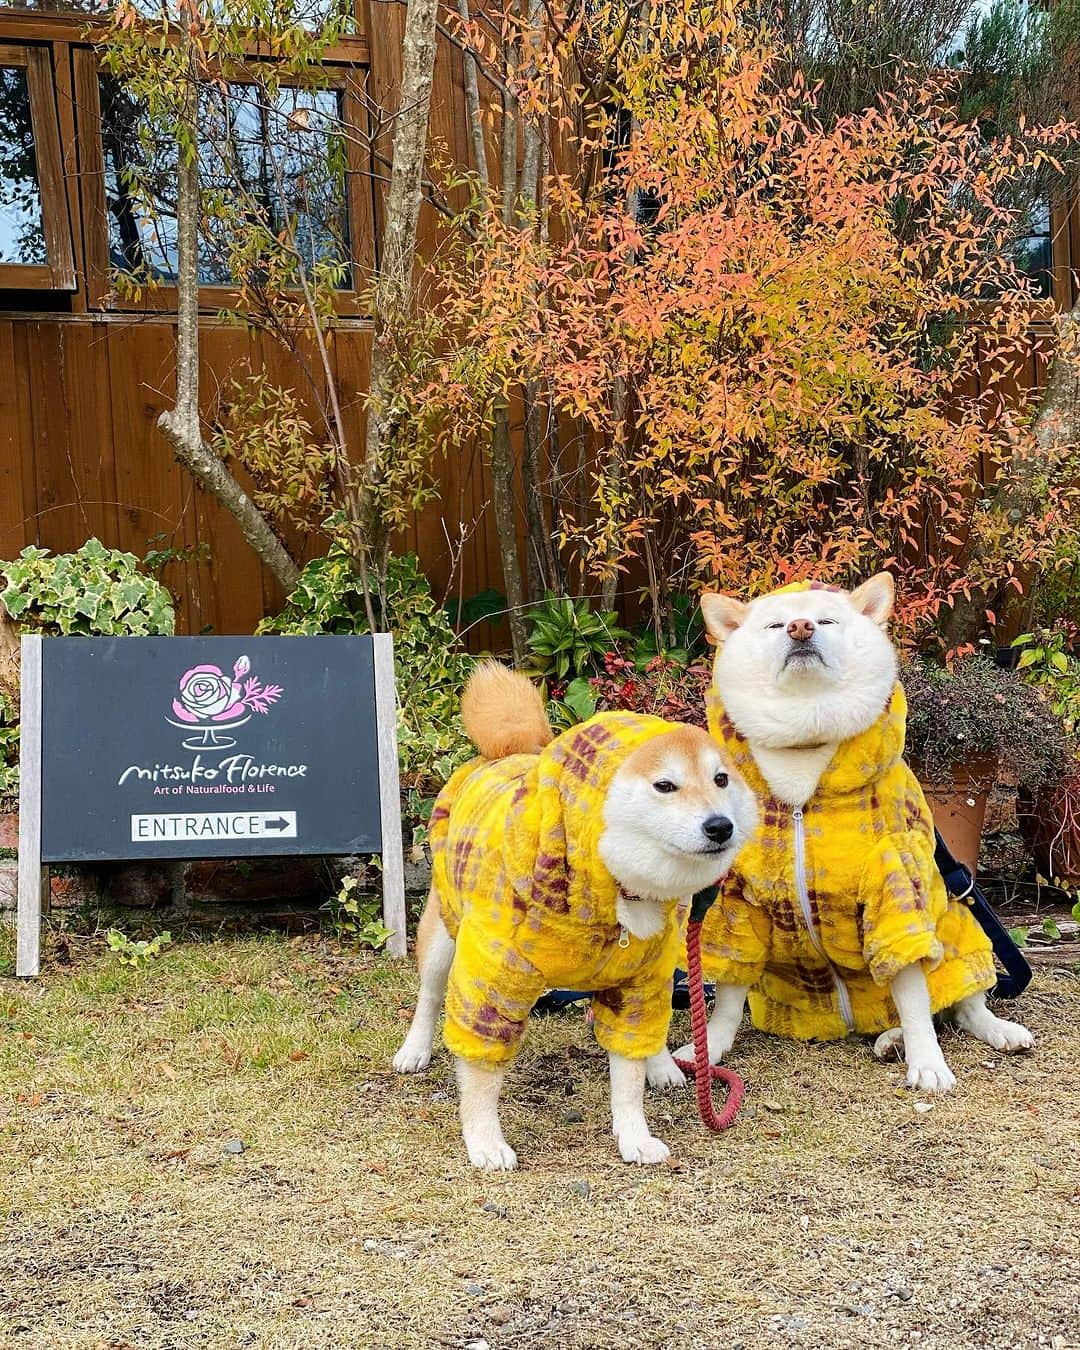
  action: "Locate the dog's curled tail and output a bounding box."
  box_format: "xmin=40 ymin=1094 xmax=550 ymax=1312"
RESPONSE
xmin=461 ymin=661 xmax=554 ymax=760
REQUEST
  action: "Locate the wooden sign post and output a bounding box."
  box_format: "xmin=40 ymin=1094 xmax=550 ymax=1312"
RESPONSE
xmin=16 ymin=634 xmax=406 ymax=976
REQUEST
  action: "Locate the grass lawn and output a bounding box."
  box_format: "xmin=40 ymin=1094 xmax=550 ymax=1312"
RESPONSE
xmin=1 ymin=928 xmax=1077 ymax=1350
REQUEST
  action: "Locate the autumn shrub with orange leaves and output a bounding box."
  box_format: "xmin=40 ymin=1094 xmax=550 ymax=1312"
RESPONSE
xmin=422 ymin=0 xmax=1080 ymax=647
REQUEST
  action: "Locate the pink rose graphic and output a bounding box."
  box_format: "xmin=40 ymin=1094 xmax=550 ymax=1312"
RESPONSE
xmin=172 ymin=664 xmax=243 ymax=724
xmin=171 ymin=655 xmax=282 ymax=726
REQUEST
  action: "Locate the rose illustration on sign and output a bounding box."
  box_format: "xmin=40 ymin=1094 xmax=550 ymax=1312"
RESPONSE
xmin=166 ymin=655 xmax=283 ymax=748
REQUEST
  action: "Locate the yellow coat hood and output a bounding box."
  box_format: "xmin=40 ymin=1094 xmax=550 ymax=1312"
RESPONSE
xmin=432 ymin=712 xmax=685 ymax=1065
xmin=700 ymin=682 xmax=995 ymax=1040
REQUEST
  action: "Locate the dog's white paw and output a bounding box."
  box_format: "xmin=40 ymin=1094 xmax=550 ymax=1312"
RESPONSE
xmin=962 ymin=1013 xmax=1034 ymax=1053
xmin=873 ymin=1027 xmax=904 ymax=1060
xmin=617 ymin=1131 xmax=670 ymax=1165
xmin=672 ymin=1036 xmax=729 ymax=1066
xmin=905 ymin=1052 xmax=956 ymax=1095
xmin=392 ymin=1041 xmax=432 ymax=1074
xmin=466 ymin=1139 xmax=518 ymax=1171
xmin=645 ymin=1049 xmax=687 ymax=1090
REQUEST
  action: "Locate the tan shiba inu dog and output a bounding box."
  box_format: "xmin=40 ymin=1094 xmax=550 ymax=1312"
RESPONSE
xmin=393 ymin=663 xmax=756 ymax=1169
xmin=649 ymin=574 xmax=1032 ymax=1093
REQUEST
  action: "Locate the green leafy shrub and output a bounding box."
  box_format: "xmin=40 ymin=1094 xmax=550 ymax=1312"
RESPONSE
xmin=0 ymin=539 xmax=175 ymax=636
xmin=258 ymin=547 xmax=473 ymax=789
xmin=0 ymin=690 xmax=18 ymax=808
xmin=632 ymin=595 xmax=708 ymax=668
xmin=525 ymin=593 xmax=629 ymax=680
xmin=1012 ymin=627 xmax=1080 ymax=737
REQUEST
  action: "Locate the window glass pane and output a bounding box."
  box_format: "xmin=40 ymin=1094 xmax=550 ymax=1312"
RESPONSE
xmin=1014 ymin=198 xmax=1053 ymax=300
xmin=99 ymin=76 xmax=351 ymax=289
xmin=0 ymin=64 xmax=48 ymax=267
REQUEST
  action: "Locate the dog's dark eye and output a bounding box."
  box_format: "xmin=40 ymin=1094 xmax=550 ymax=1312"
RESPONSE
xmin=766 ymin=622 xmax=784 ymax=630
xmin=818 ymin=617 xmax=837 ymax=625
xmin=714 ymin=772 xmax=729 ymax=788
xmin=653 ymin=779 xmax=678 ymax=794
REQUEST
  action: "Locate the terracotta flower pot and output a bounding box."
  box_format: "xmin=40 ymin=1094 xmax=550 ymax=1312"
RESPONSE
xmin=912 ymin=755 xmax=998 ymax=879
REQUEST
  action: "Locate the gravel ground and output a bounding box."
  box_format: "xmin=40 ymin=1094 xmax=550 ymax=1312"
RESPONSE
xmin=0 ymin=932 xmax=1077 ymax=1350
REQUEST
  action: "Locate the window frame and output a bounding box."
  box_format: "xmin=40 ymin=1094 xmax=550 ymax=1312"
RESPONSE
xmin=0 ymin=41 xmax=76 ymax=290
xmin=74 ymin=47 xmax=376 ymax=317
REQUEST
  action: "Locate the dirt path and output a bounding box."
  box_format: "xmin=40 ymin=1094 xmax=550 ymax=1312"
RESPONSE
xmin=1 ymin=935 xmax=1077 ymax=1349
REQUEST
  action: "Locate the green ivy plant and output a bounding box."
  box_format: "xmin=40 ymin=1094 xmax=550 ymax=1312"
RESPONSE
xmin=323 ymin=874 xmax=393 ymax=950
xmin=1 ymin=539 xmax=175 ymax=637
xmin=525 ymin=593 xmax=629 ymax=681
xmin=258 ymin=547 xmax=473 ymax=790
xmin=0 ymin=690 xmax=18 ymax=808
xmin=106 ymin=929 xmax=173 ymax=968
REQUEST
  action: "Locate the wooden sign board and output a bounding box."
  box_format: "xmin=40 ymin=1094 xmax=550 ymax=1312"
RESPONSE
xmin=16 ymin=634 xmax=406 ymax=975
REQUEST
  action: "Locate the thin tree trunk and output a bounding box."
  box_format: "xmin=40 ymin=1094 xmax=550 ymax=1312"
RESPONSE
xmin=486 ymin=8 xmax=529 ymax=662
xmin=599 ymin=0 xmax=652 ymax=614
xmin=362 ymin=0 xmax=441 ymax=597
xmin=491 ymin=402 xmax=529 ymax=661
xmin=518 ymin=0 xmax=542 ymax=215
xmin=519 ymin=0 xmax=548 ymax=602
xmin=457 ymin=0 xmax=489 ymax=193
xmin=522 ymin=380 xmax=548 ymax=601
xmin=600 ymin=375 xmax=629 ymax=612
xmin=157 ymin=21 xmax=299 ymax=596
xmin=500 ymin=7 xmax=519 ymax=227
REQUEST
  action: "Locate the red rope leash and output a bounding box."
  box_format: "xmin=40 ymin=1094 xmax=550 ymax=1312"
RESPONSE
xmin=671 ymin=918 xmax=745 ymax=1131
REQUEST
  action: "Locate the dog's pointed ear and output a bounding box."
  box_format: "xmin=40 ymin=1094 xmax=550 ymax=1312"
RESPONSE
xmin=849 ymin=572 xmax=894 ymax=626
xmin=700 ymin=593 xmax=747 ymax=644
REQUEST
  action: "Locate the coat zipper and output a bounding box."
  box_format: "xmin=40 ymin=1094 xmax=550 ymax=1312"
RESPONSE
xmin=792 ymin=807 xmax=855 ymax=1032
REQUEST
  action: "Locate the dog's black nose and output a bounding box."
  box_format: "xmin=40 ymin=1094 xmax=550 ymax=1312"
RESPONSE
xmin=702 ymin=814 xmax=734 ymax=845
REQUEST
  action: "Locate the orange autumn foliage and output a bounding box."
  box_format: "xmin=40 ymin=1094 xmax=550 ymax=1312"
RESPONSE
xmin=424 ymin=1 xmax=1080 ymax=643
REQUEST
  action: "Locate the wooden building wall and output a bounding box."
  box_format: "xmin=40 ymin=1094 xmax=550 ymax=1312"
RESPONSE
xmin=0 ymin=1 xmax=509 ymax=637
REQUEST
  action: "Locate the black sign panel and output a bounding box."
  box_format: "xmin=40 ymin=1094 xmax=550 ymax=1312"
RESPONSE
xmin=39 ymin=636 xmax=381 ymax=861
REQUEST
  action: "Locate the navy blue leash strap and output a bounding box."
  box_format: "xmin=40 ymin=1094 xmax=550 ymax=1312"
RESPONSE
xmin=933 ymin=829 xmax=1032 ymax=1000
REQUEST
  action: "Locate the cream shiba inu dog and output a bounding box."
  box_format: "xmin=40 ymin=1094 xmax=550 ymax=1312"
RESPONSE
xmin=649 ymin=573 xmax=1032 ymax=1093
xmin=393 ymin=663 xmax=756 ymax=1169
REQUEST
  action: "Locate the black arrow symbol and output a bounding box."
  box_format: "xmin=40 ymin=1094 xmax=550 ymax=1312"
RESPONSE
xmin=264 ymin=817 xmax=289 ymax=831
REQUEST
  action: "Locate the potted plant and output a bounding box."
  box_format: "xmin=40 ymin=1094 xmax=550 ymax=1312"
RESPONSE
xmin=902 ymin=654 xmax=1069 ymax=875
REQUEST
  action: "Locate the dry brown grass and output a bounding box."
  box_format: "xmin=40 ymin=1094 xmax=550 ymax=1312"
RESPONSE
xmin=1 ymin=929 xmax=1078 ymax=1350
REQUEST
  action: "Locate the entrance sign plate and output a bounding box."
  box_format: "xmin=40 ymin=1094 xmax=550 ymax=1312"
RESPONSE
xmin=16 ymin=634 xmax=406 ymax=974
xmin=130 ymin=810 xmax=299 ymax=843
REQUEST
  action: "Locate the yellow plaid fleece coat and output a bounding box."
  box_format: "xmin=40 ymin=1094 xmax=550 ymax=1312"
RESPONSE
xmin=430 ymin=713 xmax=684 ymax=1067
xmin=700 ymin=685 xmax=996 ymax=1040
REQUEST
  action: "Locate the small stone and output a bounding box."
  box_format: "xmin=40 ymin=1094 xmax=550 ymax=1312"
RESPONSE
xmin=895 ymin=1288 xmax=913 ymax=1302
xmin=466 ymin=1283 xmax=485 ymax=1296
xmin=568 ymin=1180 xmax=591 ymax=1198
xmin=563 ymin=1109 xmax=585 ymax=1124
xmin=762 ymin=1099 xmax=784 ymax=1112
xmin=912 ymin=1101 xmax=933 ymax=1113
xmin=222 ymin=1138 xmax=245 ymax=1155
xmin=363 ymin=1239 xmax=380 ymax=1252
xmin=481 ymin=1201 xmax=506 ymax=1218
xmin=488 ymin=1304 xmax=514 ymax=1326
